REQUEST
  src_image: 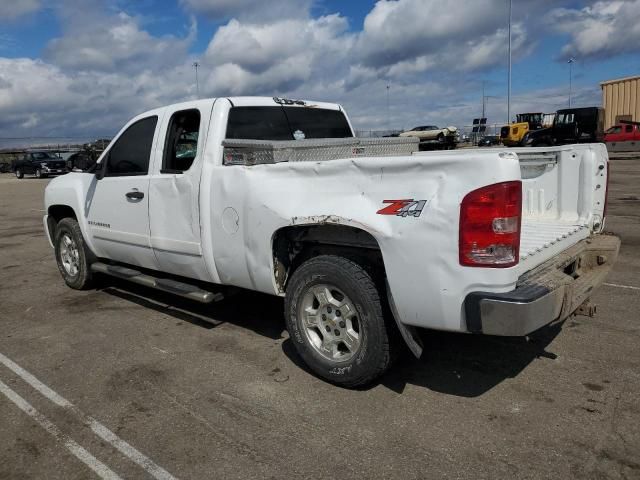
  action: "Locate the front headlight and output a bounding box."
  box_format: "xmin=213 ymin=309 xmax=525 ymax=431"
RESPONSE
xmin=40 ymin=162 xmax=49 ymax=168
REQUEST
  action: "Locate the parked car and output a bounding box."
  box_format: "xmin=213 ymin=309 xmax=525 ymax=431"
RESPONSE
xmin=399 ymin=125 xmax=458 ymax=149
xmin=604 ymin=121 xmax=640 ymax=152
xmin=13 ymin=152 xmax=68 ymax=179
xmin=44 ymin=96 xmax=618 ymax=387
xmin=478 ymin=135 xmax=501 ymax=147
xmin=523 ymin=107 xmax=604 ymax=147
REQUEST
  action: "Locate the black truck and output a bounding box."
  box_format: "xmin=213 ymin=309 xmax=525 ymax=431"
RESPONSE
xmin=523 ymin=107 xmax=604 ymax=147
xmin=12 ymin=152 xmax=68 ymax=179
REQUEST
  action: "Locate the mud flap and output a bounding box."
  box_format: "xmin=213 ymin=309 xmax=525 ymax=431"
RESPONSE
xmin=386 ymin=280 xmax=424 ymax=358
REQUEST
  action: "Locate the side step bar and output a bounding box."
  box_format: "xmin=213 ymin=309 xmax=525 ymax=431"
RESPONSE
xmin=91 ymin=262 xmax=223 ymax=304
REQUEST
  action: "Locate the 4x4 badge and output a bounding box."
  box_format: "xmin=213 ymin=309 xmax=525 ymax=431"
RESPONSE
xmin=377 ymin=199 xmax=427 ymax=218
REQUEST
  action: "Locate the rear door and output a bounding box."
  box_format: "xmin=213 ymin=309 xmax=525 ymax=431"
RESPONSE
xmin=86 ymin=114 xmax=161 ymax=270
xmin=148 ymin=101 xmax=214 ymax=281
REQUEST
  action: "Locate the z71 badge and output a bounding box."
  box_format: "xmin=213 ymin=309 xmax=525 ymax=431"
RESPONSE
xmin=377 ymin=199 xmax=427 ymax=217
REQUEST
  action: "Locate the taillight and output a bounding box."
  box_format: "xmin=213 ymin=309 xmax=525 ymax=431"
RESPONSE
xmin=459 ymin=181 xmax=522 ymax=268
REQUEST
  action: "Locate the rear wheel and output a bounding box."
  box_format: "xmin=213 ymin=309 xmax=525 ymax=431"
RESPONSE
xmin=285 ymin=255 xmax=397 ymax=387
xmin=54 ymin=218 xmax=93 ymax=290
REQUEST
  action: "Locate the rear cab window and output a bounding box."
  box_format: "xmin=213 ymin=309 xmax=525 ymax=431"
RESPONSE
xmin=162 ymin=109 xmax=201 ymax=173
xmin=225 ymin=106 xmax=353 ymax=141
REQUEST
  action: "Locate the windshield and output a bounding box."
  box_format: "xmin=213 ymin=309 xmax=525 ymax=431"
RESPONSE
xmin=225 ymin=106 xmax=353 ymax=140
xmin=517 ymin=113 xmax=542 ymax=124
xmin=556 ymin=113 xmax=575 ymax=125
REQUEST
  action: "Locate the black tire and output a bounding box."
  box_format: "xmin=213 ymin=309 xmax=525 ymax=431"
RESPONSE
xmin=15 ymin=169 xmax=23 ymax=179
xmin=54 ymin=218 xmax=94 ymax=290
xmin=285 ymin=255 xmax=397 ymax=387
xmin=35 ymin=168 xmax=43 ymax=179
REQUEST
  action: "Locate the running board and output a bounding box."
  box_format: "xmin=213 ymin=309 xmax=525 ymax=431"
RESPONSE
xmin=91 ymin=262 xmax=223 ymax=304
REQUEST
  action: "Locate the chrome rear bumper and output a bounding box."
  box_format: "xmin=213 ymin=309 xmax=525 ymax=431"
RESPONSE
xmin=464 ymin=234 xmax=620 ymax=336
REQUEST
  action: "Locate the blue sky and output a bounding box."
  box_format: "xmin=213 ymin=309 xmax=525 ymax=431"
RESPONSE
xmin=0 ymin=0 xmax=639 ymax=141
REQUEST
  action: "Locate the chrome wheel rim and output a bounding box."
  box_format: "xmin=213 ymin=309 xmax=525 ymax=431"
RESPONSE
xmin=298 ymin=284 xmax=361 ymax=362
xmin=59 ymin=234 xmax=80 ymax=277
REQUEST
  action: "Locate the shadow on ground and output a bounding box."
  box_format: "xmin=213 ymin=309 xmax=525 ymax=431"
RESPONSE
xmin=97 ymin=276 xmax=563 ymax=397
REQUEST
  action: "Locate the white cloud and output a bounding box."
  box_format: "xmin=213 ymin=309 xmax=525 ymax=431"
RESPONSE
xmin=549 ymin=0 xmax=640 ymax=59
xmin=203 ymin=14 xmax=353 ymax=95
xmin=180 ymin=0 xmax=312 ymax=21
xmin=356 ymin=0 xmax=510 ymax=68
xmin=45 ymin=11 xmax=196 ymax=73
xmin=0 ymin=0 xmax=41 ymax=21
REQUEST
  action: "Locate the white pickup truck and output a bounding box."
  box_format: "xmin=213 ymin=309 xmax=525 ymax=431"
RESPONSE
xmin=44 ymin=96 xmax=620 ymax=387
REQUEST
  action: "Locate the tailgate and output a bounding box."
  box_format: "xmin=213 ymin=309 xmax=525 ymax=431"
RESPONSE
xmin=515 ymin=144 xmax=608 ymax=274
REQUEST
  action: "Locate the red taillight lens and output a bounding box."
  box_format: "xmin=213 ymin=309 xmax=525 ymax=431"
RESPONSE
xmin=459 ymin=181 xmax=522 ymax=268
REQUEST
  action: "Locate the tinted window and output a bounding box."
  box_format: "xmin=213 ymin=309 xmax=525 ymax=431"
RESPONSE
xmin=163 ymin=109 xmax=200 ymax=173
xmin=107 ymin=116 xmax=157 ymax=176
xmin=226 ymin=106 xmax=352 ymax=141
xmin=625 ymin=125 xmax=633 ymax=133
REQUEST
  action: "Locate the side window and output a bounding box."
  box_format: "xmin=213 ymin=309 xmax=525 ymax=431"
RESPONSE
xmin=625 ymin=125 xmax=633 ymax=133
xmin=106 ymin=116 xmax=158 ymax=176
xmin=162 ymin=109 xmax=200 ymax=173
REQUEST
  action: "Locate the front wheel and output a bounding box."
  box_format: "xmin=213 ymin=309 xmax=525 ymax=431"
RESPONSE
xmin=54 ymin=218 xmax=93 ymax=290
xmin=285 ymin=255 xmax=397 ymax=387
xmin=15 ymin=169 xmax=23 ymax=179
xmin=35 ymin=168 xmax=43 ymax=178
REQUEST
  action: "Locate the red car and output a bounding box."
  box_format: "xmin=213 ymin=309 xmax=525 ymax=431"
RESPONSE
xmin=604 ymin=122 xmax=640 ymax=143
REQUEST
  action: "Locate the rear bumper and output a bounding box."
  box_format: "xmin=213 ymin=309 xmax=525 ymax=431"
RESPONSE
xmin=464 ymin=234 xmax=620 ymax=336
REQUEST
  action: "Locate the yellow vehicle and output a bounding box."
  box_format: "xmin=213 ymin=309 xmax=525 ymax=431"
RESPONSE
xmin=500 ymin=113 xmax=544 ymax=146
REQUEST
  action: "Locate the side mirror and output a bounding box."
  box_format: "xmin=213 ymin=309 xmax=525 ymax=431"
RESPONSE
xmin=94 ymin=161 xmax=106 ymax=180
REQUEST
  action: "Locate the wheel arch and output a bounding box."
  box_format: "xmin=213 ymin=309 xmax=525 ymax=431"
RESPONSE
xmin=46 ymin=204 xmax=77 ymax=245
xmin=271 ymin=223 xmax=385 ymax=295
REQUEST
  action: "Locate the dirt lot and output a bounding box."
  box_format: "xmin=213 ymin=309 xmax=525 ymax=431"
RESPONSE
xmin=0 ymin=160 xmax=639 ymax=480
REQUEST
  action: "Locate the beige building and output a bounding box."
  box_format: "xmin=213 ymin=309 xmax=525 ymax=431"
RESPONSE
xmin=600 ymin=75 xmax=640 ymax=129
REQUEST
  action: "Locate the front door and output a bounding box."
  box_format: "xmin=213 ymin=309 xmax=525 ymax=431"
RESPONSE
xmin=86 ymin=115 xmax=160 ymax=270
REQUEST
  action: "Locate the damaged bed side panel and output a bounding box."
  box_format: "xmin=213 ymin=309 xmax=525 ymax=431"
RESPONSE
xmin=205 ymin=150 xmax=523 ymax=333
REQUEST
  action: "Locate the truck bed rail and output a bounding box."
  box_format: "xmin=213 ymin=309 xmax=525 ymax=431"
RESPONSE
xmin=222 ymin=137 xmax=419 ymax=166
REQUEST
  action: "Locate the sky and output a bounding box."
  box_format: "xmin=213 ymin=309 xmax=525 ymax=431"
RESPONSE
xmin=0 ymin=0 xmax=639 ymax=142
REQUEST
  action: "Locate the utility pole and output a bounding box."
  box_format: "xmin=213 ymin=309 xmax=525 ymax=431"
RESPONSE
xmin=481 ymin=82 xmax=497 ymax=124
xmin=567 ymin=57 xmax=575 ymax=108
xmin=507 ymin=0 xmax=512 ymax=124
xmin=386 ymin=85 xmax=390 ymax=132
xmin=193 ymin=62 xmax=200 ymax=99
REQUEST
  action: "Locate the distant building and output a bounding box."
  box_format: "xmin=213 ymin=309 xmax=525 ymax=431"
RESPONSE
xmin=600 ymin=75 xmax=640 ymax=129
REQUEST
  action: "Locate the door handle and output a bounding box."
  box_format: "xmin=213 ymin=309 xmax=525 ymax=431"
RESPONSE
xmin=125 ymin=191 xmax=144 ymax=199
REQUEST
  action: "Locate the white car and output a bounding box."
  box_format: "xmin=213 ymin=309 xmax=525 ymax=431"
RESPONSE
xmin=44 ymin=96 xmax=619 ymax=387
xmin=399 ymin=125 xmax=458 ymax=142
